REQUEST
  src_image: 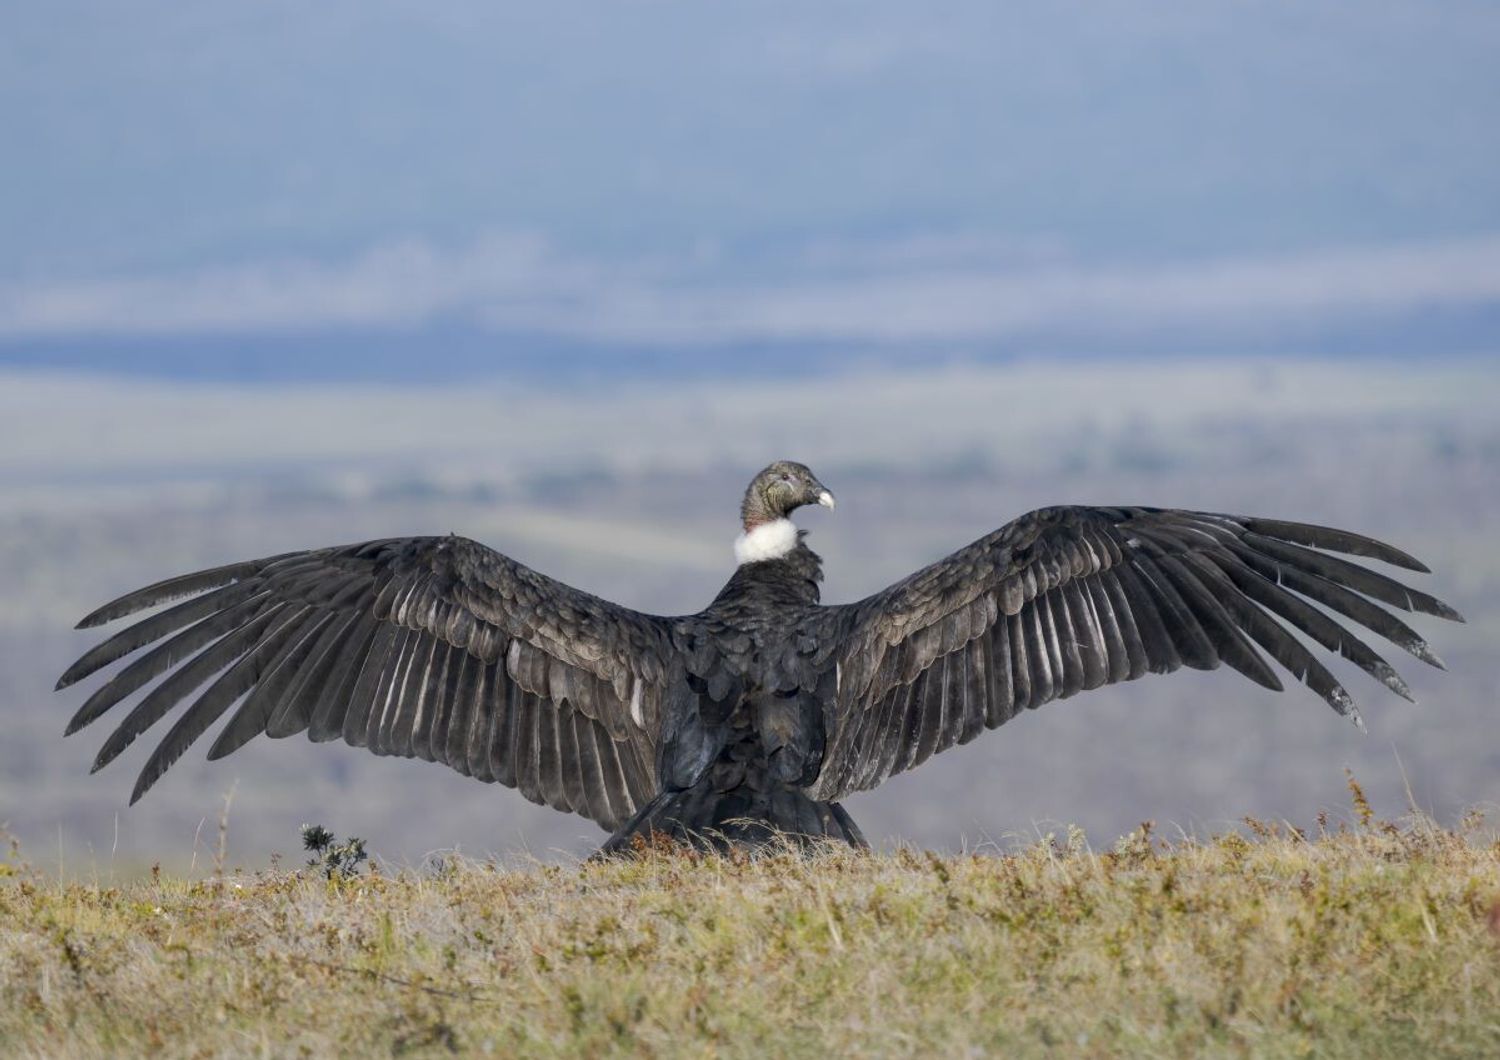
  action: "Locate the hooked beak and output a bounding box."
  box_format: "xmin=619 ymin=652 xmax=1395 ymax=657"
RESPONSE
xmin=816 ymin=489 xmax=836 ymax=511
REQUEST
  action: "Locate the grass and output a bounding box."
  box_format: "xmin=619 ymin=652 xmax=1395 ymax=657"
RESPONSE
xmin=3 ymin=800 xmax=1499 ymax=1058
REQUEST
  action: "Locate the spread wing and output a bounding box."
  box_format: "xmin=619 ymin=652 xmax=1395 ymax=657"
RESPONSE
xmin=808 ymin=507 xmax=1463 ymax=802
xmin=57 ymin=536 xmax=676 ymax=831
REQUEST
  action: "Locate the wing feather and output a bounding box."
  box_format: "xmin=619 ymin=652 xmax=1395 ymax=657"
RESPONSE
xmin=344 ymin=623 xmax=399 ymax=749
xmin=985 ymin=612 xmax=1015 ymax=726
xmin=809 ymin=506 xmax=1460 ymax=801
xmin=130 ymin=605 xmax=311 ymax=803
xmin=1099 ymin=571 xmax=1150 ymax=679
xmin=537 ymin=696 xmax=571 ymax=812
xmin=1009 ymin=611 xmax=1034 ymax=712
xmin=1082 ymin=576 xmax=1129 ymax=685
xmin=956 ymin=638 xmax=986 ymax=745
xmin=1200 ymin=554 xmax=1417 ymax=699
xmin=209 ymin=610 xmax=340 ymax=760
xmin=1063 ymin=579 xmax=1107 ymax=692
xmin=436 ymin=645 xmax=477 ymax=769
xmin=309 ymin=615 xmax=380 ymax=743
xmin=558 ymin=708 xmax=589 ymax=817
xmin=92 ymin=603 xmax=291 ymax=774
xmin=65 ymin=592 xmax=275 ymax=736
xmin=267 ymin=611 xmax=361 ymax=739
xmin=59 ymin=536 xmax=672 ymax=831
xmin=1154 ymin=555 xmax=1279 ymax=689
xmin=1237 ymin=533 xmax=1460 ymax=620
xmin=74 ymin=555 xmax=299 ymax=629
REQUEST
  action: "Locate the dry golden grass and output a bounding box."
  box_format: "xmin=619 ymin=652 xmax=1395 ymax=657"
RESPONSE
xmin=3 ymin=804 xmax=1500 ymax=1058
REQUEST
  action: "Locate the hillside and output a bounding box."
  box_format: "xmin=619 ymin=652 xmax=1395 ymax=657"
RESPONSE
xmin=3 ymin=801 xmax=1498 ymax=1057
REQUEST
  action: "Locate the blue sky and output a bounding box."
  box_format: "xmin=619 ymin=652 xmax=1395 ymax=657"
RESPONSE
xmin=3 ymin=2 xmax=1498 ymax=376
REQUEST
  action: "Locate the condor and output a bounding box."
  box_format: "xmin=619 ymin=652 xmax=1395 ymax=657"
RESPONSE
xmin=58 ymin=461 xmax=1462 ymax=853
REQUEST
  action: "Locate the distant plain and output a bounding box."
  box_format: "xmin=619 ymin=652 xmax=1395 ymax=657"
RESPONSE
xmin=2 ymin=358 xmax=1495 ymax=874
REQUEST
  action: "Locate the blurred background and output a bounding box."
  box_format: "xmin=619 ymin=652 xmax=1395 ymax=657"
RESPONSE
xmin=2 ymin=2 xmax=1497 ymax=873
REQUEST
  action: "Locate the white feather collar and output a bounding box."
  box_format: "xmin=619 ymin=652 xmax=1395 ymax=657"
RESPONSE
xmin=734 ymin=518 xmax=798 ymax=564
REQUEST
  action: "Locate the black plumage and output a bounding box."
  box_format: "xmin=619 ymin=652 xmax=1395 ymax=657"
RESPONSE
xmin=57 ymin=460 xmax=1463 ymax=853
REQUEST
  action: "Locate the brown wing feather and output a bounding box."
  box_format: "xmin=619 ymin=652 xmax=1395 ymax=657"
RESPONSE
xmin=810 ymin=507 xmax=1462 ymax=802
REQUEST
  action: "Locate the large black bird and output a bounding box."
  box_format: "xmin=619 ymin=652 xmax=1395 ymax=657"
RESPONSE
xmin=58 ymin=461 xmax=1462 ymax=853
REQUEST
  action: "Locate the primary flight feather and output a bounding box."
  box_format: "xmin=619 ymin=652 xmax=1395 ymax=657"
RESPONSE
xmin=58 ymin=460 xmax=1462 ymax=852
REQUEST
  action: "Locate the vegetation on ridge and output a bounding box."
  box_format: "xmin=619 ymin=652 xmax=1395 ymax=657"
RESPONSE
xmin=2 ymin=797 xmax=1499 ymax=1058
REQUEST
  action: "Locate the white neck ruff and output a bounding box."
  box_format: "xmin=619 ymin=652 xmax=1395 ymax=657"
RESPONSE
xmin=734 ymin=518 xmax=798 ymax=564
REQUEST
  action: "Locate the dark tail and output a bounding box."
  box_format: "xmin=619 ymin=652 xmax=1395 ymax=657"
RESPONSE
xmin=597 ymin=780 xmax=867 ymax=857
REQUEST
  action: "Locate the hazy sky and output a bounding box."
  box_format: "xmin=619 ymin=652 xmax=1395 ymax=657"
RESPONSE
xmin=4 ymin=2 xmax=1499 ymax=368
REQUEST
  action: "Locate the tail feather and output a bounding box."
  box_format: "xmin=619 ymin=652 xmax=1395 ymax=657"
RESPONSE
xmin=597 ymin=782 xmax=866 ymax=856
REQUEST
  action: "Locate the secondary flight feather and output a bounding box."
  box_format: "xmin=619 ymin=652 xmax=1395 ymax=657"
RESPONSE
xmin=57 ymin=461 xmax=1462 ymax=852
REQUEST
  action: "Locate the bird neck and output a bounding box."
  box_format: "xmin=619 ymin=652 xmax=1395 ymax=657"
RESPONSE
xmin=734 ymin=518 xmax=798 ymax=564
xmin=740 ymin=487 xmax=786 ymax=531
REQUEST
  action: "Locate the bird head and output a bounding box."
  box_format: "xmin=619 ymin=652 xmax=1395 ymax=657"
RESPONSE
xmin=740 ymin=461 xmax=835 ymax=530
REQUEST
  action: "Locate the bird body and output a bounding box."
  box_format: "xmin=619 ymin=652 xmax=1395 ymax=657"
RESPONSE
xmin=619 ymin=530 xmax=860 ymax=852
xmin=57 ymin=460 xmax=1462 ymax=854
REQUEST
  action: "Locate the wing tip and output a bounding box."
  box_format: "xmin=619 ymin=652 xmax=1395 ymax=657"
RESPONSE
xmin=91 ymin=731 xmax=132 ymax=774
xmin=1370 ymin=545 xmax=1430 ymax=574
xmin=129 ymin=770 xmax=159 ymax=805
xmin=1377 ymin=665 xmax=1416 ymax=704
xmin=1251 ymin=664 xmax=1285 ymax=694
xmin=1432 ymin=600 xmax=1466 ymax=624
xmin=1325 ymin=685 xmax=1368 ymax=733
xmin=1241 ymin=516 xmax=1434 ymax=572
xmin=56 ymin=651 xmax=107 ymax=689
xmin=1413 ymin=640 xmax=1449 ymax=671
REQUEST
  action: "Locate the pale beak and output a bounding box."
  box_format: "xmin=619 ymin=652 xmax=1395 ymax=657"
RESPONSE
xmin=816 ymin=489 xmax=836 ymax=511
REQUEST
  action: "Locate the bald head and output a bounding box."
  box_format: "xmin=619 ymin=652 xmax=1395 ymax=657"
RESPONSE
xmin=740 ymin=461 xmax=835 ymax=531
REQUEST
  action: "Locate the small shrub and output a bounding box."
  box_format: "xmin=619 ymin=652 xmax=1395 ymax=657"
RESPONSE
xmin=301 ymin=824 xmax=368 ymax=881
